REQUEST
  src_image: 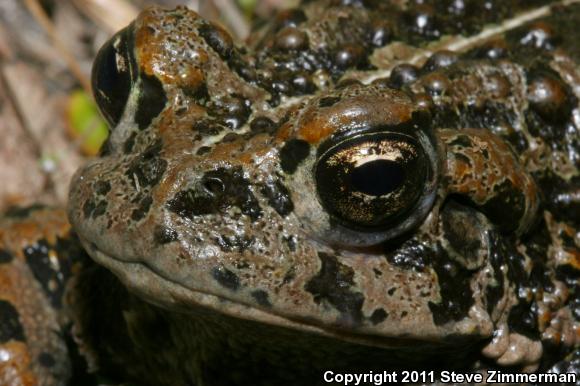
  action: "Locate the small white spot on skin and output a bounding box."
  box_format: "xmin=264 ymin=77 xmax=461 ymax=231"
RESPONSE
xmin=48 ymin=251 xmax=60 ymax=272
xmin=0 ymin=348 xmax=12 ymax=362
xmin=496 ymin=333 xmax=543 ymax=369
xmin=41 ymin=156 xmax=57 ymax=173
xmin=416 ymin=14 xmax=429 ymax=29
xmin=573 ymin=108 xmax=580 ymax=130
xmin=133 ymin=173 xmax=141 ymax=192
xmin=195 ymin=245 xmax=221 ymax=260
xmin=482 ymin=323 xmax=509 ymax=359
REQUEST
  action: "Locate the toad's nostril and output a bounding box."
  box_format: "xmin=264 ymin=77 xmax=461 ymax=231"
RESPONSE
xmin=203 ymin=177 xmax=225 ymax=195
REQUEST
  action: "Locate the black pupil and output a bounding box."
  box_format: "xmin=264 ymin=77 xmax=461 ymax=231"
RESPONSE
xmin=350 ymin=160 xmax=405 ymax=196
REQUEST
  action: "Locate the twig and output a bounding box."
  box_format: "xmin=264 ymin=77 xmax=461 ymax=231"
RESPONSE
xmin=71 ymin=0 xmax=139 ymax=34
xmin=23 ymin=0 xmax=91 ymax=93
xmin=212 ymin=0 xmax=250 ymax=39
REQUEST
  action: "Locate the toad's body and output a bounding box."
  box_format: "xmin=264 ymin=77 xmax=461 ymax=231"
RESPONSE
xmin=1 ymin=1 xmax=579 ymax=385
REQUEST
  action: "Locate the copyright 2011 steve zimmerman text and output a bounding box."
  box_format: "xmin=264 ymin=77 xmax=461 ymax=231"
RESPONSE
xmin=322 ymin=370 xmax=577 ymax=385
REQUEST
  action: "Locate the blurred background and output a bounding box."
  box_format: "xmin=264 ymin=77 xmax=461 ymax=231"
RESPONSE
xmin=0 ymin=0 xmax=296 ymax=212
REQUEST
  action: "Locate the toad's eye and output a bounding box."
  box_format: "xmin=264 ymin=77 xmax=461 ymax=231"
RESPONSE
xmin=92 ymin=26 xmax=136 ymax=127
xmin=315 ymin=132 xmax=431 ymax=230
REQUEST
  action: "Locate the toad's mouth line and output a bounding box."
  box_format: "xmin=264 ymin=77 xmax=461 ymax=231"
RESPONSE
xmin=84 ymin=238 xmax=491 ymax=350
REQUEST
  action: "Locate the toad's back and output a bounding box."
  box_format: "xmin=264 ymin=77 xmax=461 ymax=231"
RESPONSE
xmin=1 ymin=1 xmax=580 ymax=385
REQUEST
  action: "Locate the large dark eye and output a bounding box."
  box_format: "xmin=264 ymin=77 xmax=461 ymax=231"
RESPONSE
xmin=92 ymin=26 xmax=137 ymax=127
xmin=315 ymin=132 xmax=431 ymax=229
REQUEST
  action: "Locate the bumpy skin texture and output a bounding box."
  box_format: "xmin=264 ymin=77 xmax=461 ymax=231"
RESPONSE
xmin=2 ymin=0 xmax=580 ymax=385
xmin=0 ymin=207 xmax=88 ymax=386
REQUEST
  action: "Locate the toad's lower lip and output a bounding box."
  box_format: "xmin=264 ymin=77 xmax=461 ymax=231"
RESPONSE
xmin=83 ymin=237 xmax=492 ymax=351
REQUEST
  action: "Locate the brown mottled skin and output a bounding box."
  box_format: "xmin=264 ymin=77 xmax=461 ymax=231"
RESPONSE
xmin=1 ymin=1 xmax=580 ymax=385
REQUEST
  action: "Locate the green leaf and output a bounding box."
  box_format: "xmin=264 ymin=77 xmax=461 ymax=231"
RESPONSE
xmin=67 ymin=89 xmax=108 ymax=156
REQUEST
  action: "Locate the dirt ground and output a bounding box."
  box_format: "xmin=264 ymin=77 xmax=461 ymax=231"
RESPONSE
xmin=0 ymin=0 xmax=293 ymax=212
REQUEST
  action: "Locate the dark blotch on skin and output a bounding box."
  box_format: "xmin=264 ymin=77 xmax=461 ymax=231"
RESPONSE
xmin=167 ymin=167 xmax=262 ymax=221
xmin=54 ymin=235 xmax=88 ymax=277
xmin=250 ymin=116 xmax=278 ymax=134
xmin=135 ymin=74 xmax=167 ymax=130
xmin=38 ymin=352 xmax=56 ymax=368
xmin=447 ymin=135 xmax=473 ymax=148
xmin=441 ymin=201 xmax=484 ymax=267
xmin=199 ymin=22 xmax=233 ymax=60
xmin=556 ymin=263 xmax=580 ymax=292
xmin=480 ymin=180 xmax=526 ymax=233
xmin=283 ymin=268 xmax=296 ymax=284
xmin=196 ymin=146 xmax=212 ymax=156
xmin=99 ymin=137 xmax=113 ymax=156
xmin=131 ymin=196 xmax=153 ymax=222
xmin=279 ymin=139 xmax=310 ymax=174
xmin=93 ymin=201 xmax=107 ymax=218
xmin=428 ymin=245 xmax=474 ymax=326
xmin=222 ymin=133 xmax=242 ymax=143
xmin=153 ymin=226 xmax=179 ymax=245
xmin=82 ymin=200 xmax=95 ymax=219
xmin=167 ymin=190 xmax=213 ymax=218
xmin=82 ymin=199 xmax=107 ymax=220
xmin=539 ymin=173 xmax=580 ymax=224
xmin=305 ymin=253 xmax=364 ymax=326
xmin=485 ymin=233 xmax=506 ymax=316
xmin=0 ymin=249 xmax=13 ymax=264
xmin=370 ymin=308 xmax=388 ymax=325
xmin=260 ymin=180 xmax=294 ymax=216
xmin=207 ymin=96 xmax=251 ymax=130
xmin=507 ymin=300 xmax=540 ymax=341
xmin=318 ymin=96 xmax=341 ymax=108
xmin=215 ymin=235 xmax=254 ymax=253
xmin=125 ymin=139 xmax=168 ymax=189
xmin=183 ymin=82 xmax=209 ymax=103
xmin=123 ymin=131 xmax=137 ymax=154
xmin=24 ymin=239 xmax=66 ymax=308
xmin=251 ymin=290 xmax=272 ymax=308
xmin=94 ymin=180 xmax=111 ymax=196
xmin=228 ymin=50 xmax=257 ymax=83
xmin=0 ymin=300 xmax=25 ymax=343
xmin=284 ymin=235 xmax=297 ymax=252
xmin=193 ymin=120 xmax=222 ymax=137
xmin=211 ymin=266 xmax=241 ymax=291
